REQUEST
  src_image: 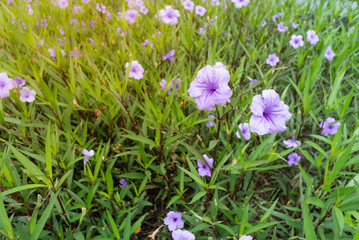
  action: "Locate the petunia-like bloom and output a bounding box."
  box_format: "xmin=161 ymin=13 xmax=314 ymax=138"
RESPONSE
xmin=125 ymin=61 xmax=144 ymax=80
xmin=172 ymin=229 xmax=195 ymax=240
xmin=211 ymin=0 xmax=220 ymax=6
xmin=19 ymin=87 xmax=36 ymax=102
xmin=289 ymin=35 xmax=304 ymax=49
xmin=249 ymin=90 xmax=292 ymax=135
xmin=82 ymin=0 xmax=90 ymax=3
xmin=266 ymin=53 xmax=280 ymax=67
xmin=198 ymin=27 xmax=206 ymax=34
xmin=283 ymin=135 xmax=301 ymax=148
xmin=206 ymin=114 xmax=215 ymax=128
xmin=164 ymin=211 xmax=184 ymax=231
xmin=159 ymin=79 xmax=181 ymax=95
xmin=239 ymin=236 xmax=253 ymax=240
xmin=13 ymin=77 xmax=26 ymax=88
xmin=213 ymin=62 xmax=226 ymax=70
xmin=324 ymin=46 xmax=335 ymax=61
xmin=82 ymin=149 xmax=94 ymax=165
xmin=197 ymin=154 xmax=213 ymax=177
xmin=182 ymin=0 xmax=195 ymax=11
xmin=195 ymin=5 xmax=206 ymax=16
xmin=119 ymin=179 xmax=128 ymax=187
xmin=277 ymin=22 xmax=288 ymax=32
xmin=272 ymin=12 xmax=282 ymax=23
xmin=188 ymin=65 xmax=232 ymax=111
xmin=48 ymin=48 xmax=56 ymax=58
xmin=96 ymin=3 xmax=106 ymax=13
xmin=306 ymin=30 xmax=319 ymax=45
xmin=290 ymin=21 xmax=298 ymax=29
xmin=288 ymin=153 xmax=301 ymax=166
xmin=58 ymin=0 xmax=69 ymax=9
xmin=125 ymin=9 xmax=138 ymax=24
xmin=261 ymin=20 xmax=267 ymax=27
xmin=248 ymin=76 xmax=258 ymax=86
xmin=70 ymin=50 xmax=82 ymax=59
xmin=231 ymin=0 xmax=250 ymax=8
xmin=0 ymin=73 xmax=14 ymax=99
xmin=236 ymin=123 xmax=251 ymax=141
xmin=162 ymin=49 xmax=175 ymax=62
xmin=158 ymin=6 xmax=180 ymax=25
xmin=320 ymin=117 xmax=340 ymax=136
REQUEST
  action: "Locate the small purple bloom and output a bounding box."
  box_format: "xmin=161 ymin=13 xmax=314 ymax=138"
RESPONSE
xmin=290 ymin=21 xmax=298 ymax=29
xmin=206 ymin=114 xmax=215 ymax=128
xmin=158 ymin=6 xmax=180 ymax=25
xmin=197 ymin=154 xmax=213 ymax=177
xmin=19 ymin=87 xmax=36 ymax=102
xmin=48 ymin=48 xmax=56 ymax=58
xmin=164 ymin=211 xmax=184 ymax=231
xmin=324 ymin=46 xmax=335 ymax=61
xmin=182 ymin=0 xmax=195 ymax=11
xmin=272 ymin=12 xmax=282 ymax=23
xmin=96 ymin=3 xmax=107 ymax=14
xmin=283 ymin=135 xmax=301 ymax=148
xmin=306 ymin=30 xmax=319 ymax=45
xmin=249 ymin=90 xmax=292 ymax=135
xmin=239 ymin=235 xmax=253 ymax=240
xmin=125 ymin=61 xmax=144 ymax=80
xmin=198 ymin=27 xmax=206 ymax=34
xmin=125 ymin=9 xmax=138 ymax=24
xmin=13 ymin=77 xmax=25 ymax=88
xmin=119 ymin=179 xmax=128 ymax=187
xmin=261 ymin=20 xmax=267 ymax=27
xmin=248 ymin=76 xmax=258 ymax=86
xmin=211 ymin=0 xmax=220 ymax=6
xmin=289 ymin=35 xmax=304 ymax=49
xmin=70 ymin=50 xmax=82 ymax=59
xmin=82 ymin=0 xmax=90 ymax=3
xmin=58 ymin=0 xmax=69 ymax=9
xmin=89 ymin=37 xmax=96 ymax=45
xmin=320 ymin=117 xmax=340 ymax=136
xmin=162 ymin=49 xmax=175 ymax=62
xmin=288 ymin=153 xmax=301 ymax=166
xmin=0 ymin=73 xmax=14 ymax=99
xmin=266 ymin=53 xmax=280 ymax=67
xmin=21 ymin=22 xmax=28 ymax=30
xmin=172 ymin=229 xmax=195 ymax=240
xmin=82 ymin=149 xmax=94 ymax=165
xmin=195 ymin=5 xmax=206 ymax=16
xmin=277 ymin=22 xmax=288 ymax=32
xmin=231 ymin=0 xmax=250 ymax=8
xmin=236 ymin=123 xmax=251 ymax=141
xmin=188 ymin=65 xmax=232 ymax=111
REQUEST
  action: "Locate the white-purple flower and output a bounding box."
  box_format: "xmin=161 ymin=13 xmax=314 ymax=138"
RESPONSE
xmin=195 ymin=5 xmax=206 ymax=16
xmin=206 ymin=114 xmax=215 ymax=128
xmin=324 ymin=46 xmax=335 ymax=61
xmin=320 ymin=117 xmax=340 ymax=136
xmin=188 ymin=65 xmax=232 ymax=111
xmin=125 ymin=10 xmax=138 ymax=24
xmin=13 ymin=77 xmax=26 ymax=88
xmin=288 ymin=153 xmax=301 ymax=166
xmin=125 ymin=61 xmax=144 ymax=80
xmin=172 ymin=229 xmax=195 ymax=240
xmin=19 ymin=87 xmax=36 ymax=102
xmin=82 ymin=149 xmax=94 ymax=165
xmin=249 ymin=90 xmax=292 ymax=135
xmin=182 ymin=0 xmax=195 ymax=11
xmin=266 ymin=53 xmax=280 ymax=67
xmin=213 ymin=62 xmax=226 ymax=70
xmin=236 ymin=123 xmax=251 ymax=141
xmin=289 ymin=35 xmax=304 ymax=49
xmin=158 ymin=6 xmax=180 ymax=25
xmin=0 ymin=73 xmax=14 ymax=99
xmin=277 ymin=22 xmax=288 ymax=32
xmin=306 ymin=30 xmax=319 ymax=45
xmin=197 ymin=154 xmax=213 ymax=177
xmin=58 ymin=0 xmax=69 ymax=9
xmin=162 ymin=49 xmax=175 ymax=62
xmin=231 ymin=0 xmax=250 ymax=8
xmin=248 ymin=76 xmax=258 ymax=86
xmin=119 ymin=179 xmax=128 ymax=187
xmin=164 ymin=211 xmax=184 ymax=231
xmin=283 ymin=135 xmax=301 ymax=148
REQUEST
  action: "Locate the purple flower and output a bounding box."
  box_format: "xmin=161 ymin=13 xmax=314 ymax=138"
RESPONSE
xmin=306 ymin=30 xmax=319 ymax=45
xmin=195 ymin=5 xmax=206 ymax=16
xmin=249 ymin=90 xmax=292 ymax=135
xmin=172 ymin=229 xmax=195 ymax=240
xmin=89 ymin=37 xmax=96 ymax=45
xmin=82 ymin=0 xmax=90 ymax=3
xmin=289 ymin=35 xmax=304 ymax=49
xmin=73 ymin=5 xmax=84 ymax=14
xmin=182 ymin=0 xmax=195 ymax=11
xmin=272 ymin=12 xmax=282 ymax=23
xmin=158 ymin=6 xmax=180 ymax=25
xmin=239 ymin=235 xmax=253 ymax=240
xmin=58 ymin=0 xmax=69 ymax=9
xmin=188 ymin=65 xmax=232 ymax=111
xmin=164 ymin=211 xmax=184 ymax=231
xmin=13 ymin=77 xmax=25 ymax=88
xmin=248 ymin=76 xmax=258 ymax=86
xmin=197 ymin=154 xmax=213 ymax=177
xmin=290 ymin=21 xmax=298 ymax=29
xmin=82 ymin=149 xmax=94 ymax=165
xmin=160 ymin=79 xmax=180 ymax=95
xmin=162 ymin=49 xmax=175 ymax=62
xmin=211 ymin=0 xmax=220 ymax=6
xmin=139 ymin=5 xmax=149 ymax=14
xmin=61 ymin=49 xmax=66 ymax=56
xmin=277 ymin=22 xmax=288 ymax=32
xmin=70 ymin=50 xmax=82 ymax=59
xmin=236 ymin=123 xmax=251 ymax=141
xmin=19 ymin=87 xmax=36 ymax=102
xmin=261 ymin=20 xmax=267 ymax=27
xmin=231 ymin=0 xmax=250 ymax=8
xmin=125 ymin=10 xmax=138 ymax=24
xmin=48 ymin=48 xmax=56 ymax=58
xmin=288 ymin=153 xmax=301 ymax=166
xmin=0 ymin=73 xmax=14 ymax=99
xmin=119 ymin=179 xmax=128 ymax=187
xmin=213 ymin=62 xmax=226 ymax=70
xmin=283 ymin=135 xmax=301 ymax=148
xmin=266 ymin=53 xmax=280 ymax=67
xmin=96 ymin=3 xmax=107 ymax=14
xmin=198 ymin=27 xmax=206 ymax=34
xmin=320 ymin=117 xmax=340 ymax=136
xmin=21 ymin=22 xmax=28 ymax=30
xmin=206 ymin=114 xmax=215 ymax=127
xmin=125 ymin=61 xmax=144 ymax=80
xmin=324 ymin=46 xmax=335 ymax=61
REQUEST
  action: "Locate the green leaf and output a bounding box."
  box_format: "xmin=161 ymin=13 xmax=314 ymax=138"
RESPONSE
xmin=45 ymin=122 xmax=53 ymax=181
xmin=1 ymin=184 xmax=47 ymax=197
xmin=260 ymin=198 xmax=278 ymax=223
xmin=107 ymin=210 xmax=120 ymax=240
xmin=303 ymin=204 xmax=317 ymax=240
xmin=122 ymin=134 xmax=157 ymax=150
xmin=0 ymin=194 xmax=14 ymax=239
xmin=332 ymin=206 xmax=344 ymax=240
xmin=189 ymin=191 xmax=207 ymax=204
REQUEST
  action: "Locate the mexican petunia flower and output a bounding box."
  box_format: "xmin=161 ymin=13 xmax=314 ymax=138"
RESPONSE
xmin=277 ymin=22 xmax=288 ymax=32
xmin=182 ymin=0 xmax=195 ymax=11
xmin=249 ymin=90 xmax=292 ymax=135
xmin=188 ymin=65 xmax=232 ymax=111
xmin=195 ymin=5 xmax=206 ymax=16
xmin=289 ymin=35 xmax=304 ymax=49
xmin=119 ymin=179 xmax=128 ymax=187
xmin=172 ymin=229 xmax=195 ymax=240
xmin=162 ymin=49 xmax=175 ymax=62
xmin=248 ymin=76 xmax=258 ymax=86
xmin=0 ymin=73 xmax=14 ymax=99
xmin=266 ymin=53 xmax=280 ymax=67
xmin=283 ymin=135 xmax=301 ymax=148
xmin=197 ymin=154 xmax=213 ymax=177
xmin=125 ymin=9 xmax=138 ymax=24
xmin=125 ymin=61 xmax=144 ymax=80
xmin=206 ymin=114 xmax=215 ymax=128
xmin=287 ymin=153 xmax=301 ymax=166
xmin=239 ymin=236 xmax=253 ymax=240
xmin=158 ymin=6 xmax=180 ymax=25
xmin=82 ymin=149 xmax=94 ymax=165
xmin=58 ymin=0 xmax=69 ymax=9
xmin=306 ymin=30 xmax=319 ymax=45
xmin=164 ymin=211 xmax=184 ymax=231
xmin=236 ymin=123 xmax=251 ymax=141
xmin=324 ymin=46 xmax=335 ymax=61
xmin=231 ymin=0 xmax=250 ymax=8
xmin=13 ymin=77 xmax=25 ymax=88
xmin=19 ymin=87 xmax=36 ymax=102
xmin=320 ymin=117 xmax=340 ymax=136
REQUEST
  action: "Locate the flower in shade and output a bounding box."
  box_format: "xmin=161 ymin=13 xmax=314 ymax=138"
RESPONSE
xmin=197 ymin=154 xmax=213 ymax=177
xmin=283 ymin=135 xmax=301 ymax=148
xmin=320 ymin=117 xmax=340 ymax=136
xmin=125 ymin=10 xmax=138 ymax=24
xmin=266 ymin=53 xmax=280 ymax=67
xmin=239 ymin=236 xmax=253 ymax=240
xmin=188 ymin=65 xmax=232 ymax=111
xmin=195 ymin=5 xmax=206 ymax=16
xmin=182 ymin=0 xmax=195 ymax=11
xmin=164 ymin=211 xmax=184 ymax=231
xmin=277 ymin=22 xmax=288 ymax=32
xmin=231 ymin=0 xmax=250 ymax=8
xmin=324 ymin=46 xmax=335 ymax=61
xmin=288 ymin=153 xmax=301 ymax=166
xmin=13 ymin=77 xmax=26 ymax=88
xmin=58 ymin=0 xmax=69 ymax=9
xmin=0 ymin=73 xmax=14 ymax=99
xmin=125 ymin=61 xmax=144 ymax=80
xmin=158 ymin=6 xmax=180 ymax=25
xmin=172 ymin=229 xmax=195 ymax=240
xmin=119 ymin=179 xmax=128 ymax=187
xmin=306 ymin=30 xmax=319 ymax=45
xmin=19 ymin=87 xmax=36 ymax=102
xmin=206 ymin=114 xmax=215 ymax=127
xmin=162 ymin=49 xmax=175 ymax=62
xmin=289 ymin=35 xmax=304 ymax=49
xmin=236 ymin=123 xmax=251 ymax=141
xmin=249 ymin=90 xmax=292 ymax=135
xmin=248 ymin=76 xmax=258 ymax=86
xmin=82 ymin=149 xmax=94 ymax=165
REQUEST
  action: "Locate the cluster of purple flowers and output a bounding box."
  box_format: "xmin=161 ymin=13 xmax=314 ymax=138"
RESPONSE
xmin=160 ymin=79 xmax=181 ymax=95
xmin=0 ymin=73 xmax=36 ymax=102
xmin=164 ymin=211 xmax=195 ymax=239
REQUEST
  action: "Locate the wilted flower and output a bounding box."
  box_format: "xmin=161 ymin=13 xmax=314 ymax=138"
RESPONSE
xmin=266 ymin=53 xmax=280 ymax=67
xmin=158 ymin=6 xmax=180 ymax=25
xmin=119 ymin=179 xmax=128 ymax=187
xmin=58 ymin=0 xmax=69 ymax=9
xmin=19 ymin=87 xmax=36 ymax=102
xmin=162 ymin=49 xmax=175 ymax=62
xmin=0 ymin=73 xmax=14 ymax=99
xmin=206 ymin=114 xmax=215 ymax=128
xmin=324 ymin=46 xmax=335 ymax=61
xmin=188 ymin=65 xmax=232 ymax=111
xmin=289 ymin=35 xmax=304 ymax=49
xmin=125 ymin=61 xmax=144 ymax=80
xmin=249 ymin=90 xmax=292 ymax=135
xmin=288 ymin=153 xmax=301 ymax=166
xmin=306 ymin=30 xmax=319 ymax=45
xmin=320 ymin=117 xmax=340 ymax=136
xmin=182 ymin=0 xmax=195 ymax=11
xmin=248 ymin=76 xmax=258 ymax=86
xmin=231 ymin=0 xmax=250 ymax=8
xmin=283 ymin=135 xmax=301 ymax=148
xmin=236 ymin=123 xmax=251 ymax=141
xmin=239 ymin=236 xmax=253 ymax=240
xmin=197 ymin=154 xmax=213 ymax=177
xmin=195 ymin=5 xmax=206 ymax=16
xmin=277 ymin=22 xmax=288 ymax=32
xmin=172 ymin=229 xmax=195 ymax=240
xmin=164 ymin=211 xmax=184 ymax=231
xmin=82 ymin=149 xmax=94 ymax=165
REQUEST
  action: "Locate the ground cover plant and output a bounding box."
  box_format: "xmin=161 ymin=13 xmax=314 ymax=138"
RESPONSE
xmin=0 ymin=0 xmax=359 ymax=239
